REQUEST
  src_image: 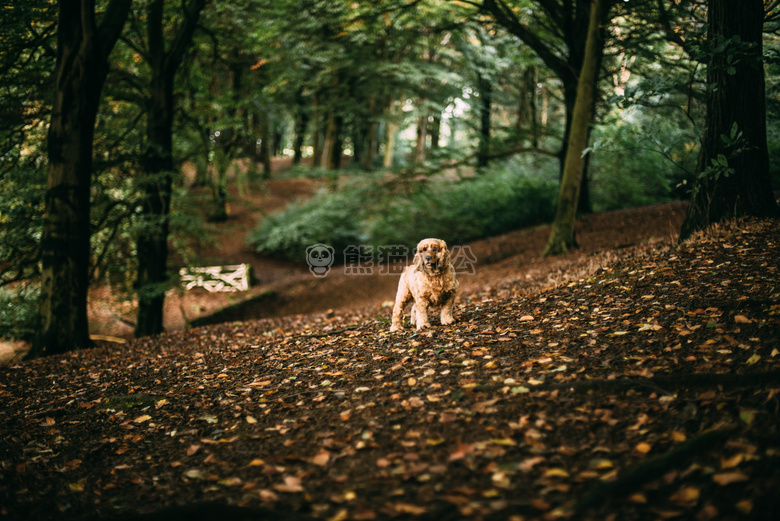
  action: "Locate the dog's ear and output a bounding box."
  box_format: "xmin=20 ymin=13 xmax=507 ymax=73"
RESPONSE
xmin=439 ymin=240 xmax=450 ymax=266
xmin=412 ymin=250 xmax=423 ymax=271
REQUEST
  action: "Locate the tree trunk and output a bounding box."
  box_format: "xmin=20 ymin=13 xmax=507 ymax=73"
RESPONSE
xmin=383 ymin=98 xmax=403 ymax=168
xmin=477 ymin=72 xmax=492 ymax=169
xmin=35 ymin=0 xmax=131 ymax=357
xmin=543 ymin=0 xmax=606 ymax=256
xmin=135 ymin=0 xmax=207 ymax=338
xmin=414 ymin=111 xmax=427 ymax=164
xmin=679 ymin=0 xmax=778 ymax=240
xmin=292 ymin=89 xmax=309 ymax=166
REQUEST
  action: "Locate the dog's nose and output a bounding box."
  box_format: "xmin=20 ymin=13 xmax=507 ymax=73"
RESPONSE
xmin=425 ymin=255 xmax=432 ymax=262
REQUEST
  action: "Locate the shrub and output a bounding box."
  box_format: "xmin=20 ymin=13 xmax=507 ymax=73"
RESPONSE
xmin=0 ymin=285 xmax=39 ymax=342
xmin=249 ymin=156 xmax=559 ymax=261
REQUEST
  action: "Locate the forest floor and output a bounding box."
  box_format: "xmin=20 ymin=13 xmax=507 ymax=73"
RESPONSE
xmin=1 ymin=160 xmax=779 ymax=521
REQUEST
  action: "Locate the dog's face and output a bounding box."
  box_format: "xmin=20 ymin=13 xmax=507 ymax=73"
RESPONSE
xmin=414 ymin=238 xmax=450 ymax=274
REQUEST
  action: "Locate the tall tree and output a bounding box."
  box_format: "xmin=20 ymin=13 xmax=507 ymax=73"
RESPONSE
xmin=679 ymin=0 xmax=778 ymax=239
xmin=543 ymin=0 xmax=607 ymax=256
xmin=34 ymin=0 xmax=131 ymax=357
xmin=478 ymin=0 xmax=599 ymax=212
xmin=135 ymin=0 xmax=208 ymax=338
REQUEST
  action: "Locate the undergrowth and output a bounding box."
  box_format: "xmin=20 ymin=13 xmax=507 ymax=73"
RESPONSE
xmin=248 ymin=157 xmax=559 ymax=261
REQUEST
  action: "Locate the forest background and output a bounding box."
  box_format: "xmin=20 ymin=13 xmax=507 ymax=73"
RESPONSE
xmin=1 ymin=0 xmax=779 ymax=355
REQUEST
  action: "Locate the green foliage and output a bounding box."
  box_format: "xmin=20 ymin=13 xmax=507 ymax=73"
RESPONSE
xmin=0 ymin=164 xmax=45 ymax=286
xmin=588 ymin=108 xmax=698 ymax=212
xmin=0 ymin=284 xmax=39 ymax=341
xmin=249 ymin=157 xmax=558 ymax=261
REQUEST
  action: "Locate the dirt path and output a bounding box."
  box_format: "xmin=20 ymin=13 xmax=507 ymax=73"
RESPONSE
xmin=87 ymin=158 xmax=687 ymax=339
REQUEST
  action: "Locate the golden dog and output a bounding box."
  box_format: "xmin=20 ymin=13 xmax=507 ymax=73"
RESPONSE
xmin=390 ymin=238 xmax=459 ymax=332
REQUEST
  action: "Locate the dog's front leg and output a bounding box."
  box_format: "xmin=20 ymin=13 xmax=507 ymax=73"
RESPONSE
xmin=413 ymin=302 xmax=431 ymax=330
xmin=440 ymin=291 xmax=456 ymax=326
xmin=390 ymin=283 xmax=411 ymax=332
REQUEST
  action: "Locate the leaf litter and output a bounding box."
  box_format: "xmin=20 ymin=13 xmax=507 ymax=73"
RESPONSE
xmin=1 ymin=218 xmax=779 ymax=521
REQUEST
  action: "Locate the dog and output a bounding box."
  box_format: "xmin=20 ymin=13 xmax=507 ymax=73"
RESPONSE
xmin=390 ymin=238 xmax=459 ymax=332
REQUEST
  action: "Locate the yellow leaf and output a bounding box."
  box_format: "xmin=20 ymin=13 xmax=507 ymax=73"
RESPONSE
xmin=588 ymin=458 xmax=614 ymax=470
xmin=734 ymin=315 xmax=752 ymax=324
xmin=520 ymin=315 xmax=535 ymax=322
xmin=720 ymin=453 xmax=743 ymax=469
xmin=248 ymin=458 xmax=265 ymax=467
xmin=543 ymin=467 xmax=570 ymax=478
xmin=634 ymin=442 xmax=652 ymax=454
xmin=746 ymin=354 xmax=761 ymax=365
xmin=69 ymin=482 xmax=84 ymax=492
xmin=490 ymin=438 xmax=517 ymax=446
xmin=245 ymin=415 xmax=257 ymax=424
xmin=670 ymin=486 xmax=700 ymax=504
xmin=739 ymin=409 xmax=756 ymax=426
xmin=670 ymin=431 xmax=687 ymax=442
xmin=629 ymin=492 xmax=647 ymax=504
xmin=133 ymin=414 xmax=152 ymax=423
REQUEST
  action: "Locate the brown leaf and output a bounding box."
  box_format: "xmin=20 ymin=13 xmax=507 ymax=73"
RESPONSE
xmin=669 ymin=485 xmax=700 ymax=504
xmin=394 ymin=503 xmax=426 ymax=515
xmin=273 ymin=475 xmax=304 ymax=493
xmin=311 ymin=449 xmax=331 ymax=466
xmin=712 ymin=472 xmax=749 ymax=486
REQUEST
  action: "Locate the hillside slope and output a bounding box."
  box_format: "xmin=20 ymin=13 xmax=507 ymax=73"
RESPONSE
xmin=1 ymin=217 xmax=778 ymax=521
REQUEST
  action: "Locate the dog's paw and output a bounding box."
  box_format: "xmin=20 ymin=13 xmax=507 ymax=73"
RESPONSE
xmin=389 ymin=324 xmax=402 ymax=332
xmin=440 ymin=316 xmax=455 ymax=326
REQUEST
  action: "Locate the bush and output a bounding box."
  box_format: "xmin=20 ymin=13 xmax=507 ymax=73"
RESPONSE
xmin=0 ymin=285 xmax=39 ymax=342
xmin=248 ymin=156 xmax=558 ymax=261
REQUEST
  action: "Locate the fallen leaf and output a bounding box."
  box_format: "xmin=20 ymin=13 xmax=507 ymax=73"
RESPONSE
xmin=186 ymin=444 xmax=201 ymax=456
xmin=273 ymin=475 xmax=304 ymax=493
xmin=634 ymin=442 xmax=652 ymax=454
xmin=669 ymin=486 xmax=700 ymax=504
xmin=133 ymin=414 xmax=152 ymax=423
xmin=712 ymin=472 xmax=749 ymax=486
xmin=735 ymin=499 xmax=753 ymax=514
xmin=248 ymin=458 xmax=265 ymax=467
xmin=720 ymin=453 xmax=743 ymax=469
xmin=543 ymin=467 xmax=570 ymax=478
xmin=184 ymin=468 xmax=205 ymax=480
xmin=734 ymin=315 xmax=751 ymax=324
xmin=311 ymin=449 xmax=331 ymax=466
xmin=394 ymin=503 xmax=426 ymax=515
xmin=218 ymin=477 xmax=243 ymax=487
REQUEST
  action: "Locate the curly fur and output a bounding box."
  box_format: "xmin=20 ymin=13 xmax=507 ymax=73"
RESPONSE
xmin=390 ymin=238 xmax=459 ymax=332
